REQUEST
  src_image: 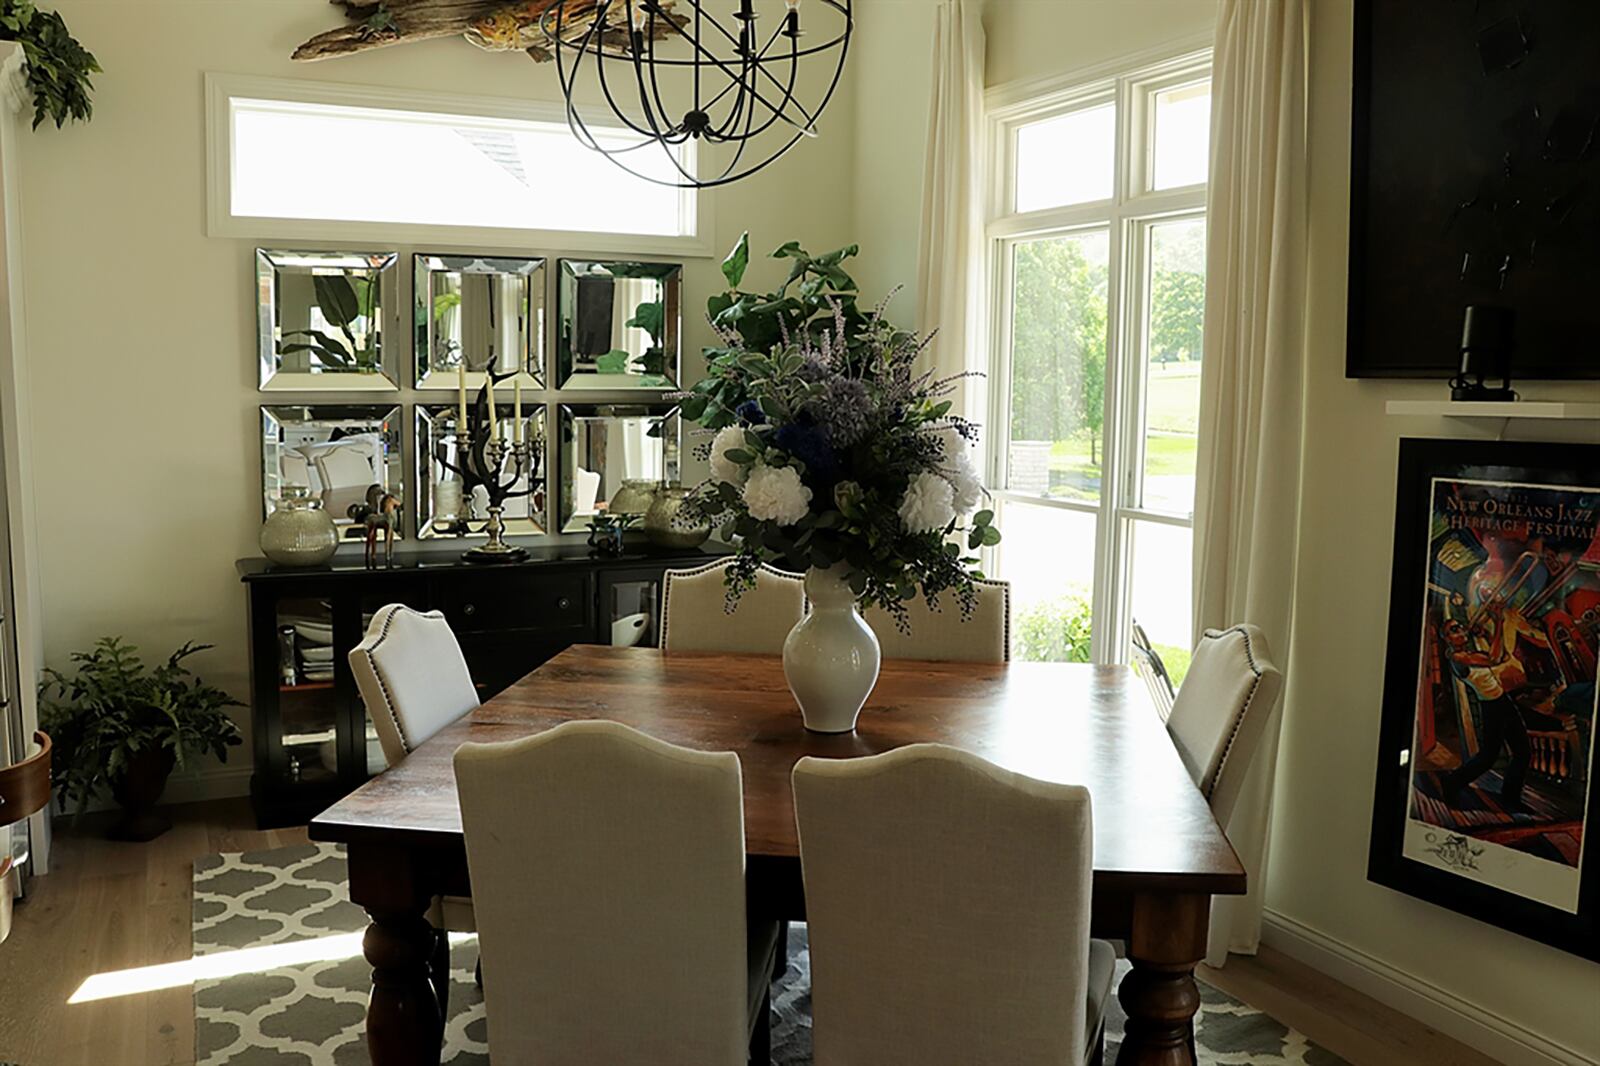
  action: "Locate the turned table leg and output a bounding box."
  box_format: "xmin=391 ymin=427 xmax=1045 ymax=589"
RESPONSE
xmin=1116 ymin=892 xmax=1209 ymax=1066
xmin=348 ymin=844 xmax=445 ymax=1066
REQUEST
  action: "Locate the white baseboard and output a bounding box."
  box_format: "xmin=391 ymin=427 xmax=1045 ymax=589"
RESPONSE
xmin=1261 ymin=908 xmax=1590 ymax=1066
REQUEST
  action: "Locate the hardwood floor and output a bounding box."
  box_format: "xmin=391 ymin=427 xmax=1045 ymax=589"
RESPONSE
xmin=1201 ymin=948 xmax=1503 ymax=1066
xmin=0 ymin=800 xmax=307 ymax=1066
xmin=0 ymin=799 xmax=1500 ymax=1066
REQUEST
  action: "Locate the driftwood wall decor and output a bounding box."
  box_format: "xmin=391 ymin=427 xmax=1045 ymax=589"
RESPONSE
xmin=293 ymin=0 xmax=683 ymax=64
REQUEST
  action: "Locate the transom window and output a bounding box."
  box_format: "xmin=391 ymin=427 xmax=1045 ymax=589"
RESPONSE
xmin=206 ymin=75 xmax=704 ymax=254
xmin=985 ymin=51 xmax=1211 ymax=683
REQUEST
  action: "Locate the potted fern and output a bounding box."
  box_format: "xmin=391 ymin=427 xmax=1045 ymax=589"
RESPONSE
xmin=40 ymin=638 xmax=243 ymax=841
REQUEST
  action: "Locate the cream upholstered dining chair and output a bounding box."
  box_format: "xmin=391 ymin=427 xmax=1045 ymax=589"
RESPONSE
xmin=454 ymin=720 xmax=781 ymax=1065
xmin=793 ymin=744 xmax=1114 ymax=1066
xmin=863 ymin=578 xmax=1011 ymax=663
xmin=660 ymin=558 xmax=806 ymax=655
xmin=1164 ymin=623 xmax=1284 ymax=826
xmin=351 ymin=604 xmax=480 ymax=768
xmin=349 ymin=604 xmax=481 ymax=939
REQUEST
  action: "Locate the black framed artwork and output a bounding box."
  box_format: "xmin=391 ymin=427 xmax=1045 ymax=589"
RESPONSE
xmin=1370 ymin=438 xmax=1599 ymax=959
xmin=1347 ymin=2 xmax=1600 ymax=379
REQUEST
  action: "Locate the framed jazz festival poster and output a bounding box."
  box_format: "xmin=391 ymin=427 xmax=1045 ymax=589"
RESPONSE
xmin=1370 ymin=438 xmax=1599 ymax=959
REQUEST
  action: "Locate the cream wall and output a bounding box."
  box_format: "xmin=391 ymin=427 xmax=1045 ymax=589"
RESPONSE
xmin=849 ymin=0 xmax=1219 ymax=333
xmin=853 ymin=0 xmax=1600 ymax=1061
xmin=983 ymin=0 xmax=1217 ymax=88
xmin=1265 ymin=2 xmax=1600 ymax=1062
xmin=19 ymin=1 xmax=857 ymax=788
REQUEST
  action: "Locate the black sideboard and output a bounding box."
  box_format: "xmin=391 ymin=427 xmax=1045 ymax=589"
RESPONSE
xmin=239 ymin=543 xmax=722 ymax=827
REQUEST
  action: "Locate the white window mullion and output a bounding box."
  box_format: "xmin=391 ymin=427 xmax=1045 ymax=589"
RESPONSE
xmin=983 ymin=48 xmax=1210 ymax=670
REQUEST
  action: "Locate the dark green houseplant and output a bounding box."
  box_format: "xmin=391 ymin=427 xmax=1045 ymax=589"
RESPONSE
xmin=0 ymin=0 xmax=99 ymax=129
xmin=40 ymin=638 xmax=242 ymax=841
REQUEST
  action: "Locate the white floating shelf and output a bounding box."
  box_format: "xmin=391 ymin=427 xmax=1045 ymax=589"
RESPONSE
xmin=1385 ymin=400 xmax=1600 ymax=420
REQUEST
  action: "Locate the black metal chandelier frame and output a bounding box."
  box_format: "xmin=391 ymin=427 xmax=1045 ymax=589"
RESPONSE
xmin=543 ymin=0 xmax=853 ymax=189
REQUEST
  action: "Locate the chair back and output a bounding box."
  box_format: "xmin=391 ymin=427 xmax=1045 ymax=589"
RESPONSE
xmin=349 ymin=604 xmax=479 ymax=767
xmin=792 ymin=744 xmax=1095 ymax=1064
xmin=660 ymin=559 xmax=805 ymax=654
xmin=863 ymin=579 xmax=1011 ymax=663
xmin=0 ymin=731 xmax=50 ymax=831
xmin=1129 ymin=621 xmax=1177 ymax=722
xmin=454 ymin=720 xmax=751 ymax=1065
xmin=1165 ymin=623 xmax=1284 ymax=825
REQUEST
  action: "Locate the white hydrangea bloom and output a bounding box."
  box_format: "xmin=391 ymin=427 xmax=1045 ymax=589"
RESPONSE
xmin=709 ymin=425 xmax=749 ymax=487
xmin=743 ymin=464 xmax=813 ymax=525
xmin=898 ymin=470 xmax=957 ymax=533
xmin=939 ymin=431 xmax=984 ymax=514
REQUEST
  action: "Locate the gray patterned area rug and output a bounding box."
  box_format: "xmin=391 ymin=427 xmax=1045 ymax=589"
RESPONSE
xmin=193 ymin=843 xmax=486 ymax=1065
xmin=195 ymin=844 xmax=1344 ymax=1065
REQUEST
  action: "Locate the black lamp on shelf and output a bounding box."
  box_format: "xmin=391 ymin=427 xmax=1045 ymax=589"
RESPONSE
xmin=1450 ymin=304 xmax=1518 ymax=402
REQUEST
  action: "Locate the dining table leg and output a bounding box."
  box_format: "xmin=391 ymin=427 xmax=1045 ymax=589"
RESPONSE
xmin=348 ymin=843 xmax=445 ymax=1066
xmin=1115 ymin=891 xmax=1210 ymax=1066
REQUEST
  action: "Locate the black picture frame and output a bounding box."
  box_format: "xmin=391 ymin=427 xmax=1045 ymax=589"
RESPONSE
xmin=1370 ymin=438 xmax=1600 ymax=960
xmin=1346 ymin=2 xmax=1600 ymax=379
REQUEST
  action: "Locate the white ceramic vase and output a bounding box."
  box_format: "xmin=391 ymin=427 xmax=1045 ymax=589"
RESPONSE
xmin=783 ymin=567 xmax=882 ymax=734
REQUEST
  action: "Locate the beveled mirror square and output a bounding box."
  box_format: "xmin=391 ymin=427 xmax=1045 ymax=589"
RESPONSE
xmin=258 ymin=250 xmax=400 ymax=391
xmin=414 ymin=405 xmax=548 ymax=539
xmin=261 ymin=405 xmax=403 ymax=541
xmin=557 ymin=260 xmax=682 ymax=389
xmin=414 ymin=254 xmax=546 ymax=390
xmin=558 ymin=404 xmax=681 ymax=533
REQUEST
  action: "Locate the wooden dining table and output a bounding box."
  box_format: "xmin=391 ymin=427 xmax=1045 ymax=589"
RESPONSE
xmin=310 ymin=643 xmax=1246 ymax=1066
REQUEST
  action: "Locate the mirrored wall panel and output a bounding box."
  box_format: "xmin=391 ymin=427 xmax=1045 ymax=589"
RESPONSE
xmin=261 ymin=405 xmax=404 ymax=541
xmin=557 ymin=260 xmax=682 ymax=390
xmin=414 ymin=254 xmax=546 ymax=390
xmin=558 ymin=404 xmax=680 ymax=532
xmin=415 ymin=405 xmax=548 ymax=539
xmin=258 ymin=250 xmax=400 ymax=391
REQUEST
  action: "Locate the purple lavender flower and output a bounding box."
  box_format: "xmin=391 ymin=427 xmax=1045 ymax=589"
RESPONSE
xmin=796 ymin=353 xmax=831 ymax=383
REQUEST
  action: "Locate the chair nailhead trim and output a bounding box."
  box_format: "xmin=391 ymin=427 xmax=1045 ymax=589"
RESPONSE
xmin=1201 ymin=625 xmax=1265 ymax=800
xmin=359 ymin=606 xmax=451 ymax=756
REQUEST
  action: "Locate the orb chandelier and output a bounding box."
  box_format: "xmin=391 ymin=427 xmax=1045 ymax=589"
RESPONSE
xmin=542 ymin=0 xmax=853 ymax=188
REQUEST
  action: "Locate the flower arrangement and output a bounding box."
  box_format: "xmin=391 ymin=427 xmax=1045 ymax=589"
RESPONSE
xmin=678 ymin=234 xmax=1000 ymax=628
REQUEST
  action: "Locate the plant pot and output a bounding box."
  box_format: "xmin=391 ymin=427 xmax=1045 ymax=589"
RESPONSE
xmin=783 ymin=567 xmax=881 ymax=733
xmin=108 ymin=746 xmax=176 ymax=842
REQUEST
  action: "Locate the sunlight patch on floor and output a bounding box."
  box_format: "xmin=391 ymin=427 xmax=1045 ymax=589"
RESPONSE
xmin=68 ymin=932 xmax=477 ymax=1003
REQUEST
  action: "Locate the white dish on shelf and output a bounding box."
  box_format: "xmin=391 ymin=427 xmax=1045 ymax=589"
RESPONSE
xmin=611 ymin=612 xmax=650 ymax=648
xmin=293 ymin=621 xmax=334 ymax=645
xmin=300 ymin=646 xmax=335 ymax=664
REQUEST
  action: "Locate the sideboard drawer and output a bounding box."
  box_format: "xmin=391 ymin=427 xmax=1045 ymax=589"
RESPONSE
xmin=441 ymin=572 xmax=590 ymax=633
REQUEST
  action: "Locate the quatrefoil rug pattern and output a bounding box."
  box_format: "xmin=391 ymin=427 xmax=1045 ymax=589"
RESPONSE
xmin=193 ymin=843 xmax=487 ymax=1066
xmin=195 ymin=844 xmax=1345 ymax=1065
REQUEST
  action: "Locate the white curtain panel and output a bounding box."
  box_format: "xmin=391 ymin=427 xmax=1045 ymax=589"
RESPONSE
xmin=914 ymin=0 xmax=986 ymax=423
xmin=1192 ymin=0 xmax=1309 ymax=966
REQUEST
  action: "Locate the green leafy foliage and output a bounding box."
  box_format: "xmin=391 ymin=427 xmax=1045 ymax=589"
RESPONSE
xmin=681 ymin=235 xmax=999 ymax=629
xmin=1014 ymin=593 xmax=1094 ymax=664
xmin=1009 ymin=237 xmax=1107 ymax=461
xmin=677 ymin=232 xmax=887 ymax=431
xmin=0 ymin=0 xmax=98 ymax=130
xmin=279 ymin=273 xmax=379 ymax=371
xmin=361 ymin=5 xmax=398 ymax=36
xmin=39 ymin=638 xmax=243 ymax=815
xmin=1151 ymin=266 xmax=1206 ymax=364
